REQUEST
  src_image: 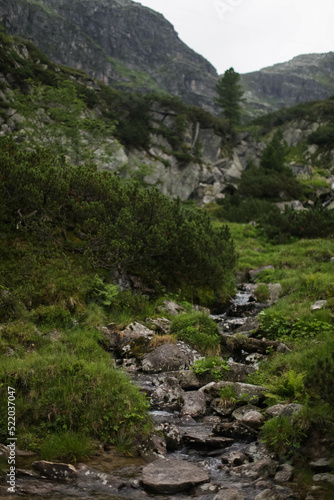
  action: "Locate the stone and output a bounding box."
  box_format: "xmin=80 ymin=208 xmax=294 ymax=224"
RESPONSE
xmin=309 ymin=458 xmax=332 ymax=472
xmin=214 ymin=488 xmax=245 ymax=500
xmin=234 ymin=382 xmax=267 ymax=405
xmin=155 ymin=423 xmax=181 ymax=450
xmin=168 ymin=370 xmax=202 ymax=389
xmin=310 ymin=300 xmax=327 ymax=311
xmin=137 ymin=434 xmax=167 ymax=462
xmin=274 ymin=464 xmax=293 ymax=483
xmin=241 ymin=410 xmax=265 ymax=429
xmin=211 ymin=397 xmax=236 ymax=417
xmin=213 ymin=420 xmax=258 ymax=440
xmin=32 ymin=461 xmax=77 ymax=481
xmin=180 ymin=390 xmax=206 ymax=417
xmin=141 ymin=343 xmax=194 ymax=373
xmin=221 ymin=451 xmax=249 ymax=467
xmin=158 ymin=300 xmax=186 ymax=315
xmin=254 ymin=489 xmax=281 ymax=500
xmin=183 ymin=430 xmax=234 ymax=449
xmin=121 ymin=321 xmax=155 ymax=340
xmin=141 ymin=458 xmax=209 ymax=493
xmin=225 ymin=361 xmax=256 ymax=382
xmin=229 ymin=459 xmax=278 ymax=480
xmin=232 ymin=404 xmax=261 ymax=421
xmin=146 ymin=317 xmax=171 ymax=334
xmin=150 ymin=377 xmax=184 ymax=411
xmin=267 ymin=283 xmax=283 ymax=304
xmin=313 ymin=473 xmax=334 ymax=485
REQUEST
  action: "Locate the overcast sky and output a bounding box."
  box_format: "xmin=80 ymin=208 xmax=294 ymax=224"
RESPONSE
xmin=135 ymin=0 xmax=334 ymax=75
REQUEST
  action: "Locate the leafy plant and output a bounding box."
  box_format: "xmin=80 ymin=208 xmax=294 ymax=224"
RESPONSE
xmin=191 ymin=356 xmax=229 ymax=380
xmin=170 ymin=311 xmax=221 ymax=355
xmin=261 ymin=415 xmax=306 ymax=458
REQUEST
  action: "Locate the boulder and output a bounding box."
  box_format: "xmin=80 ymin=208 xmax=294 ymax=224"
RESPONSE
xmin=213 ymin=420 xmax=258 ymax=440
xmin=313 ymin=473 xmax=334 ymax=485
xmin=221 ymin=451 xmax=249 ymax=467
xmin=180 ymin=390 xmax=206 ymax=417
xmin=183 ymin=430 xmax=234 ymax=449
xmin=141 ymin=458 xmax=209 ymax=493
xmin=229 ymin=459 xmax=278 ymax=480
xmin=241 ymin=410 xmax=265 ymax=429
xmin=150 ymin=377 xmax=184 ymax=411
xmin=121 ymin=322 xmax=155 ymax=340
xmin=211 ymin=397 xmax=236 ymax=417
xmin=168 ymin=370 xmax=202 ymax=389
xmin=309 ymin=458 xmax=332 ymax=473
xmin=155 ymin=423 xmax=181 ymax=450
xmin=32 ymin=461 xmax=77 ymax=481
xmin=214 ymin=488 xmax=245 ymax=500
xmin=141 ymin=343 xmax=194 ymax=373
xmin=137 ymin=434 xmax=167 ymax=462
xmin=310 ymin=300 xmax=327 ymax=311
xmin=274 ymin=464 xmax=293 ymax=483
xmin=158 ymin=300 xmax=186 ymax=315
xmin=146 ymin=317 xmax=171 ymax=334
xmin=225 ymin=361 xmax=256 ymax=382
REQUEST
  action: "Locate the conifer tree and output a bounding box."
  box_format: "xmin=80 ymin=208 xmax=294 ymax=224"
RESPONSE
xmin=215 ymin=67 xmax=244 ymax=127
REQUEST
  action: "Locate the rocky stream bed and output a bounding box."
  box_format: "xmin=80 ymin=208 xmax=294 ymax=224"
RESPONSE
xmin=1 ymin=284 xmax=333 ymax=500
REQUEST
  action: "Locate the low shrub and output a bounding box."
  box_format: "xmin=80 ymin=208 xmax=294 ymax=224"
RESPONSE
xmin=261 ymin=415 xmax=306 ymax=458
xmin=170 ymin=311 xmax=221 ymax=355
xmin=191 ymin=356 xmax=229 ymax=380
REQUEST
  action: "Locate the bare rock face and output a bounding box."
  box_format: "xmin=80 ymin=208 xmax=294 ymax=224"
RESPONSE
xmin=141 ymin=458 xmax=209 ymax=493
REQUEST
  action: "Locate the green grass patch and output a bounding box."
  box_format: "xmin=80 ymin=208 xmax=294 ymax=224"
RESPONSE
xmin=170 ymin=311 xmax=221 ymax=355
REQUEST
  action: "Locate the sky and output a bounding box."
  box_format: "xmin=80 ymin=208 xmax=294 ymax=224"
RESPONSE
xmin=135 ymin=0 xmax=334 ymax=75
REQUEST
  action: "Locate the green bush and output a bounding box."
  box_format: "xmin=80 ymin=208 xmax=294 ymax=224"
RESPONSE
xmin=170 ymin=311 xmax=220 ymax=355
xmin=261 ymin=415 xmax=306 ymax=458
xmin=191 ymin=356 xmax=229 ymax=380
xmin=39 ymin=432 xmax=93 ymax=462
xmin=307 ymin=124 xmax=334 ymax=146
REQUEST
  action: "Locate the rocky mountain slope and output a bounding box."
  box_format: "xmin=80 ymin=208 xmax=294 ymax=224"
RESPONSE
xmin=241 ymin=53 xmax=334 ymax=118
xmin=0 ymin=0 xmax=218 ymax=113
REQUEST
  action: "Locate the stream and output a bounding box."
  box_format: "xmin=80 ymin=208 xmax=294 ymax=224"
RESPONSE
xmin=0 ymin=287 xmax=297 ymax=500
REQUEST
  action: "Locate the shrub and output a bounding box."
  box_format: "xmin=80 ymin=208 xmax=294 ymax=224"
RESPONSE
xmin=191 ymin=356 xmax=229 ymax=380
xmin=170 ymin=311 xmax=221 ymax=355
xmin=39 ymin=432 xmax=94 ymax=462
xmin=261 ymin=415 xmax=306 ymax=458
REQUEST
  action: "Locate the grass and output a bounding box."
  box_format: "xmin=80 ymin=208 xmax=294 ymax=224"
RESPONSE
xmin=169 ymin=311 xmax=221 ymax=355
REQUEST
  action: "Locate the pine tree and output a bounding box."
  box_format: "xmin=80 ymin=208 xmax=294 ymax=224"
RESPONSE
xmin=215 ymin=67 xmax=244 ymax=127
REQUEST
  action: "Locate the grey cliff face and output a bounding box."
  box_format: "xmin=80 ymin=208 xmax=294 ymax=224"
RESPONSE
xmin=241 ymin=53 xmax=334 ymax=117
xmin=0 ymin=0 xmax=219 ymax=113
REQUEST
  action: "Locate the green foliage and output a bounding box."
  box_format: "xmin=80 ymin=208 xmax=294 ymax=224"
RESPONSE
xmin=254 ymin=284 xmax=270 ymax=302
xmin=39 ymin=432 xmax=94 ymax=462
xmin=191 ymin=356 xmax=229 ymax=380
xmin=260 ymin=130 xmax=286 ymax=172
xmin=220 ymin=385 xmax=237 ymax=402
xmin=0 ymin=333 xmax=151 ymax=447
xmin=307 ymin=124 xmax=334 ymax=146
xmin=215 ymin=67 xmax=244 ymax=127
xmin=264 ymin=370 xmax=307 ymax=405
xmin=0 ymin=137 xmax=236 ymax=303
xmin=260 ymin=205 xmax=334 ymax=242
xmin=258 ymin=311 xmax=334 ymax=343
xmin=261 ymin=416 xmax=306 ymax=458
xmin=170 ymin=311 xmax=221 ymax=355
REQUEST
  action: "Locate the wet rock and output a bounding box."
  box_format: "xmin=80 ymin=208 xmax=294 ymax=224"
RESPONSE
xmin=225 ymin=361 xmax=256 ymax=382
xmin=214 ymin=420 xmax=258 ymax=440
xmin=254 ymin=489 xmax=281 ymax=499
xmin=141 ymin=343 xmax=194 ymax=373
xmin=249 ymin=266 xmax=275 ymax=281
xmin=180 ymin=390 xmax=206 ymax=417
xmin=179 ymin=414 xmax=197 ymax=425
xmin=274 ymin=464 xmax=293 ymax=483
xmin=234 ymin=316 xmax=259 ymax=335
xmin=214 ymin=487 xmax=245 ymax=499
xmin=77 ymin=464 xmax=126 ymax=490
xmin=229 ymin=458 xmax=278 ymax=480
xmin=158 ymin=300 xmax=186 ymax=315
xmin=183 ymin=430 xmax=234 ymax=449
xmin=155 ymin=423 xmax=181 ymax=450
xmin=32 ymin=461 xmax=77 ymax=481
xmin=150 ymin=377 xmax=184 ymax=411
xmin=137 ymin=434 xmax=167 ymax=462
xmin=313 ymin=473 xmax=334 ymax=485
xmin=195 ymin=482 xmax=220 ymax=494
xmin=221 ymin=451 xmax=249 ymax=466
xmin=141 ymin=458 xmax=209 ymax=493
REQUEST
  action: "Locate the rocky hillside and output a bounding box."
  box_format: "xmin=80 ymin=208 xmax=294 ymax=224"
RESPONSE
xmin=0 ymin=0 xmax=218 ymax=113
xmin=241 ymin=53 xmax=334 ymax=118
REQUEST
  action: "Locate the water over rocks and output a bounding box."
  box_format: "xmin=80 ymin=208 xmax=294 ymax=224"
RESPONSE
xmin=1 ymin=290 xmax=303 ymax=499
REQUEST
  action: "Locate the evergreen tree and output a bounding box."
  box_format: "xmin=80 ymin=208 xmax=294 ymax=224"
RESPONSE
xmin=215 ymin=67 xmax=244 ymax=127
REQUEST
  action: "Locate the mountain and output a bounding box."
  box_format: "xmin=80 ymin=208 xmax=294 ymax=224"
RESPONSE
xmin=0 ymin=0 xmax=218 ymax=113
xmin=241 ymin=53 xmax=334 ymax=118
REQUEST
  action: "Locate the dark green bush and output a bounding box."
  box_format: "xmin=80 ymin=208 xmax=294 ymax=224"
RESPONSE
xmin=307 ymin=124 xmax=334 ymax=146
xmin=170 ymin=311 xmax=220 ymax=354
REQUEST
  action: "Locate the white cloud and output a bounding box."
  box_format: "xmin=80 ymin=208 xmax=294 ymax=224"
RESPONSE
xmin=136 ymin=0 xmax=334 ymax=74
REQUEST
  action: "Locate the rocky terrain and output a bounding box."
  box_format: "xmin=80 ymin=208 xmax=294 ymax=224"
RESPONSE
xmin=0 ymin=0 xmax=218 ymax=113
